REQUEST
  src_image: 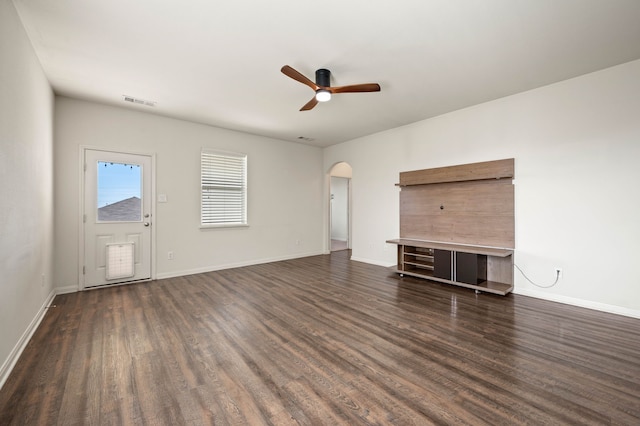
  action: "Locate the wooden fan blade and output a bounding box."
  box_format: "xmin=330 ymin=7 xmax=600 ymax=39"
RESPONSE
xmin=330 ymin=83 xmax=381 ymax=94
xmin=300 ymin=96 xmax=319 ymax=111
xmin=281 ymin=65 xmax=319 ymax=91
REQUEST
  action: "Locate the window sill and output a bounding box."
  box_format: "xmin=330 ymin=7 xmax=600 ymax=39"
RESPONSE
xmin=200 ymin=223 xmax=249 ymax=230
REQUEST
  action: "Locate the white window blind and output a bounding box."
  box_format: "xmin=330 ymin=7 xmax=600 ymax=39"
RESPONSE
xmin=201 ymin=150 xmax=247 ymax=226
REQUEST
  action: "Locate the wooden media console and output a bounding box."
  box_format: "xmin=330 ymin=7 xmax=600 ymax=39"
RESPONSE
xmin=389 ymin=159 xmax=515 ymax=295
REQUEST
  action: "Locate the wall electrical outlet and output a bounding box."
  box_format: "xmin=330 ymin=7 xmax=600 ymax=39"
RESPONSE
xmin=168 ymin=251 xmax=174 ymax=260
xmin=555 ymin=267 xmax=562 ymax=278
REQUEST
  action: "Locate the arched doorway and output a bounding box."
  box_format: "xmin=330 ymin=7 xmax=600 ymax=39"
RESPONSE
xmin=329 ymin=162 xmax=352 ymax=252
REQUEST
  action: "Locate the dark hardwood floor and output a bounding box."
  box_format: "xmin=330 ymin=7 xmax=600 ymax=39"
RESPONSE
xmin=1 ymin=250 xmax=639 ymax=425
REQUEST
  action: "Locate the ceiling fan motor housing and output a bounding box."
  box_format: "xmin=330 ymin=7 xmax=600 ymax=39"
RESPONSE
xmin=315 ymin=69 xmax=331 ymax=87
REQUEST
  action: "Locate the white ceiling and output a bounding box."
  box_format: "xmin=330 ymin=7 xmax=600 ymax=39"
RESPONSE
xmin=13 ymin=0 xmax=640 ymax=147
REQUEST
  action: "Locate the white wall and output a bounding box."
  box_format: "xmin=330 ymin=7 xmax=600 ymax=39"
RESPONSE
xmin=0 ymin=0 xmax=55 ymax=385
xmin=324 ymin=59 xmax=640 ymax=317
xmin=55 ymin=97 xmax=324 ymax=287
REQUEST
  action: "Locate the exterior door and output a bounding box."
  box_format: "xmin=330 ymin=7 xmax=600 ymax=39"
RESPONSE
xmin=83 ymin=149 xmax=152 ymax=289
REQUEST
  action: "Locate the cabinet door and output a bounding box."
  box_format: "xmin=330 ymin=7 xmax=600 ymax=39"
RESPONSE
xmin=433 ymin=249 xmax=452 ymax=280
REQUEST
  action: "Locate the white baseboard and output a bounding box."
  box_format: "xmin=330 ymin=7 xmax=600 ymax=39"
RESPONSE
xmin=350 ymin=256 xmax=395 ymax=268
xmin=514 ymin=288 xmax=640 ymax=319
xmin=55 ymin=284 xmax=78 ymax=295
xmin=0 ymin=289 xmax=56 ymax=390
xmin=156 ymin=250 xmax=325 ymax=280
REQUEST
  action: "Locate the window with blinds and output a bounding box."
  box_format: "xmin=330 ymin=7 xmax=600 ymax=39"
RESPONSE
xmin=201 ymin=149 xmax=247 ymax=227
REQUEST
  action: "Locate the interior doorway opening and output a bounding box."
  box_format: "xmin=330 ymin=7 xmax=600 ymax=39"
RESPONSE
xmin=329 ymin=162 xmax=352 ymax=252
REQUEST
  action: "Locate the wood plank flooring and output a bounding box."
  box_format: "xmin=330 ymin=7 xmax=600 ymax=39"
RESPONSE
xmin=1 ymin=250 xmax=639 ymax=425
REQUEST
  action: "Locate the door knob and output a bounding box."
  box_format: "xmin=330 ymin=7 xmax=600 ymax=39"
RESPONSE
xmin=144 ymin=222 xmax=150 ymax=227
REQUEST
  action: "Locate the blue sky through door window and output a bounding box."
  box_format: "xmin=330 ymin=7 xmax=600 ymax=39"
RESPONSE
xmin=97 ymin=161 xmax=141 ymax=206
xmin=97 ymin=161 xmax=142 ymax=222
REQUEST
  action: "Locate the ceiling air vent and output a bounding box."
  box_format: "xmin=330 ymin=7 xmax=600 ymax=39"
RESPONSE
xmin=123 ymin=95 xmax=156 ymax=107
xmin=297 ymin=136 xmax=315 ymax=142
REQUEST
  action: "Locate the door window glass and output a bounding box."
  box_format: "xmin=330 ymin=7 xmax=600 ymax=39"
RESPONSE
xmin=97 ymin=161 xmax=142 ymax=222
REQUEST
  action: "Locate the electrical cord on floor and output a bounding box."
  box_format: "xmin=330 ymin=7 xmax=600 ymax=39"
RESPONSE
xmin=514 ymin=264 xmax=560 ymax=288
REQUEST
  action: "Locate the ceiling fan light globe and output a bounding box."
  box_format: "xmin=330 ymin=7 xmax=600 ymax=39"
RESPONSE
xmin=315 ymin=90 xmax=331 ymax=102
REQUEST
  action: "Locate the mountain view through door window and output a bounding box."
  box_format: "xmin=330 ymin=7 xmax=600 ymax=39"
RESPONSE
xmin=97 ymin=161 xmax=142 ymax=222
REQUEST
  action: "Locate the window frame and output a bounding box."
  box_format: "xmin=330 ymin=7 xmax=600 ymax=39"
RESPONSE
xmin=200 ymin=149 xmax=248 ymax=228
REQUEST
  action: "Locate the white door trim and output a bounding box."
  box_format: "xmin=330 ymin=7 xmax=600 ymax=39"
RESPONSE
xmin=78 ymin=145 xmax=156 ymax=290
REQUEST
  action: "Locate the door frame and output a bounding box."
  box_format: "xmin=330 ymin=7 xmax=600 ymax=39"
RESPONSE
xmin=78 ymin=146 xmax=157 ymax=290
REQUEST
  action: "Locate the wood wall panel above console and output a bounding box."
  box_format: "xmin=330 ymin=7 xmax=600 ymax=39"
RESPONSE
xmin=400 ymin=179 xmax=514 ymax=248
xmin=399 ymin=158 xmax=514 ymax=186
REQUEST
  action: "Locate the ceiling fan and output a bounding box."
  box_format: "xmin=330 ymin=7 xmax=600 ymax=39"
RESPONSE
xmin=281 ymin=65 xmax=381 ymax=111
